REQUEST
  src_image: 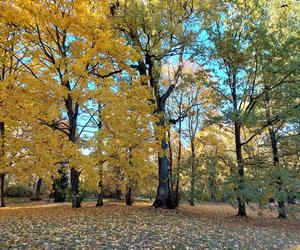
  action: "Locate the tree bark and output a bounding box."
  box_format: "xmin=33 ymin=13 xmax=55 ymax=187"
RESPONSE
xmin=189 ymin=139 xmax=196 ymax=206
xmin=96 ymin=191 xmax=104 ymax=207
xmin=126 ymin=186 xmax=134 ymax=206
xmin=235 ymin=122 xmax=246 ymax=217
xmin=167 ymin=129 xmax=174 ymax=192
xmin=270 ymin=129 xmax=287 ymax=219
xmin=0 ymin=121 xmax=5 ymax=207
xmin=66 ymin=94 xmax=81 ymax=208
xmin=96 ymin=167 xmax=104 ymax=207
xmin=0 ymin=173 xmax=5 ymax=207
xmin=31 ymin=178 xmax=43 ymax=200
xmin=138 ymin=55 xmax=175 ymax=209
xmin=278 ymin=201 xmax=287 ymax=219
xmin=175 ymin=120 xmax=182 ymax=206
xmin=114 ymin=189 xmax=122 ymax=200
xmin=71 ymin=168 xmax=81 ymax=208
xmin=153 ymin=137 xmax=173 ymax=208
xmin=265 ymin=86 xmax=287 ymax=219
xmin=208 ymin=156 xmax=217 ymax=202
xmin=96 ymin=103 xmax=104 ymax=207
xmin=231 ymin=73 xmax=246 ymax=217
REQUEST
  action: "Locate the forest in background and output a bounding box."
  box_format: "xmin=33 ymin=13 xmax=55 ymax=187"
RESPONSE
xmin=0 ymin=0 xmax=299 ymax=221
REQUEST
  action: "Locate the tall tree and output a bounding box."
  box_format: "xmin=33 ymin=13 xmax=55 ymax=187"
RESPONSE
xmin=196 ymin=0 xmax=299 ymax=216
xmin=112 ymin=0 xmax=199 ymax=208
xmin=12 ymin=0 xmax=135 ymax=207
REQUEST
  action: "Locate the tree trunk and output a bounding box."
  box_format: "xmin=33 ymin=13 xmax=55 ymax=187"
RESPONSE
xmin=278 ymin=201 xmax=287 ymax=219
xmin=96 ymin=167 xmax=104 ymax=207
xmin=167 ymin=129 xmax=174 ymax=192
xmin=71 ymin=168 xmax=81 ymax=208
xmin=31 ymin=178 xmax=43 ymax=200
xmin=0 ymin=122 xmax=5 ymax=207
xmin=66 ymin=94 xmax=81 ymax=208
xmin=114 ymin=189 xmax=122 ymax=200
xmin=270 ymin=129 xmax=287 ymax=219
xmin=208 ymin=157 xmax=217 ymax=202
xmin=0 ymin=173 xmax=5 ymax=207
xmin=235 ymin=122 xmax=246 ymax=217
xmin=96 ymin=192 xmax=104 ymax=207
xmin=265 ymin=87 xmax=286 ymax=219
xmin=190 ymin=139 xmax=196 ymax=206
xmin=153 ymin=137 xmax=173 ymax=208
xmin=175 ymin=120 xmax=182 ymax=206
xmin=231 ymin=73 xmax=246 ymax=217
xmin=126 ymin=187 xmax=134 ymax=206
xmin=96 ymin=103 xmax=104 ymax=207
xmin=139 ymin=56 xmax=175 ymax=209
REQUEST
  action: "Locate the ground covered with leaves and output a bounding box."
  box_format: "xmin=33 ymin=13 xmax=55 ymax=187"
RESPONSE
xmin=0 ymin=201 xmax=299 ymax=249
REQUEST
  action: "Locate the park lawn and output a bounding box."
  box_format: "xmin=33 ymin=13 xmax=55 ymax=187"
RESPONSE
xmin=0 ymin=201 xmax=299 ymax=249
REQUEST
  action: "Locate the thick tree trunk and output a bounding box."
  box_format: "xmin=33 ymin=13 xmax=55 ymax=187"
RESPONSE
xmin=153 ymin=137 xmax=173 ymax=208
xmin=140 ymin=56 xmax=175 ymax=209
xmin=167 ymin=129 xmax=174 ymax=192
xmin=71 ymin=168 xmax=81 ymax=208
xmin=235 ymin=122 xmax=246 ymax=217
xmin=31 ymin=178 xmax=43 ymax=200
xmin=126 ymin=187 xmax=134 ymax=206
xmin=0 ymin=173 xmax=5 ymax=207
xmin=96 ymin=192 xmax=104 ymax=207
xmin=278 ymin=201 xmax=287 ymax=219
xmin=36 ymin=178 xmax=42 ymax=199
xmin=190 ymin=140 xmax=196 ymax=206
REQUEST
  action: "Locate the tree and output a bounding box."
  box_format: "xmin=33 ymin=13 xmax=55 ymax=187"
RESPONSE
xmin=92 ymin=79 xmax=157 ymax=206
xmin=11 ymin=0 xmax=135 ymax=208
xmin=195 ymin=0 xmax=300 ymax=216
xmin=112 ymin=0 xmax=199 ymax=208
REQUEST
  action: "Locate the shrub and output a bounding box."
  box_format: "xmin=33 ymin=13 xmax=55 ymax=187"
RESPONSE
xmin=5 ymin=184 xmax=33 ymax=198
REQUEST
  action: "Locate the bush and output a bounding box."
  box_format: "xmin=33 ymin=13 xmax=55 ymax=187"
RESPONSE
xmin=5 ymin=184 xmax=33 ymax=198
